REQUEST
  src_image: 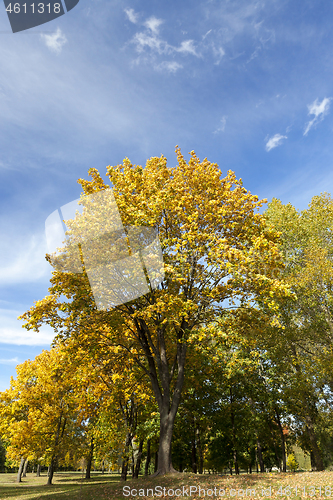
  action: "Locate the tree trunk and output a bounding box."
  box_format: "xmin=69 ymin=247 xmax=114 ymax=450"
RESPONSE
xmin=36 ymin=464 xmax=41 ymax=477
xmin=156 ymin=408 xmax=178 ymax=475
xmin=22 ymin=459 xmax=28 ymax=477
xmin=102 ymin=459 xmax=105 ymax=474
xmin=121 ymin=458 xmax=129 ymax=481
xmin=291 ymin=346 xmax=324 ymax=471
xmin=230 ymin=387 xmax=239 ymax=475
xmin=16 ymin=458 xmax=25 ymax=483
xmin=310 ymin=451 xmax=315 ymax=470
xmin=46 ymin=412 xmax=64 ymax=485
xmin=197 ymin=427 xmax=203 ymax=474
xmin=85 ymin=437 xmax=94 ymax=479
xmin=233 ymin=449 xmax=239 ymax=475
xmin=131 ymin=438 xmax=138 ymax=478
xmin=137 ymin=320 xmax=187 ymax=475
xmin=305 ymin=416 xmax=324 ymax=471
xmin=191 ymin=432 xmax=197 ymax=473
xmin=131 ymin=451 xmax=135 ymax=478
xmin=133 ymin=439 xmax=144 ymax=478
xmin=257 ymin=438 xmax=264 ymax=472
xmin=121 ymin=432 xmax=132 ymax=481
xmin=47 ymin=457 xmax=56 ymax=486
xmin=267 ymin=418 xmax=280 ymax=468
xmin=275 ymin=409 xmax=286 ymax=472
xmin=154 ymin=451 xmax=158 ymax=473
xmin=85 ymin=456 xmax=92 ymax=479
xmin=144 ymin=439 xmax=151 ymax=476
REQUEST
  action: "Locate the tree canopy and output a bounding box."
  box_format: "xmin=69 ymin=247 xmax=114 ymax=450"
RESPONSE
xmin=2 ymin=151 xmax=333 ymax=480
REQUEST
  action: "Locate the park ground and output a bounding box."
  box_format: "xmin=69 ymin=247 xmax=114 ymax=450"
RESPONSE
xmin=0 ymin=470 xmax=333 ymax=500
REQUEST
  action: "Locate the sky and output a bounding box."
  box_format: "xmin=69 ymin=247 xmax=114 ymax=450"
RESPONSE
xmin=1 ymin=0 xmax=333 ymax=390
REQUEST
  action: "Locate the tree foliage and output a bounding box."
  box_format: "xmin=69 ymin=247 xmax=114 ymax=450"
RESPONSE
xmin=3 ymin=152 xmax=333 ymax=478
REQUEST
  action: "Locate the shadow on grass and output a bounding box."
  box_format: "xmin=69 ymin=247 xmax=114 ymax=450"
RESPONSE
xmin=0 ymin=473 xmax=122 ymax=500
xmin=0 ymin=483 xmax=110 ymax=500
xmin=0 ymin=472 xmax=306 ymax=500
xmin=0 ymin=484 xmax=76 ymax=499
xmin=55 ymin=474 xmax=119 ymax=484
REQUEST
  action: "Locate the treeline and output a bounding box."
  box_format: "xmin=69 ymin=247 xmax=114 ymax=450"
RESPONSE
xmin=1 ymin=151 xmax=333 ymax=483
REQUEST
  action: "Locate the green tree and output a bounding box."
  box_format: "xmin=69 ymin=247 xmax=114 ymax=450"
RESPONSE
xmin=263 ymin=193 xmax=333 ymax=471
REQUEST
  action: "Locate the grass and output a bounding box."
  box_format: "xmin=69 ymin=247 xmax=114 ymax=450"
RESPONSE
xmin=0 ymin=470 xmax=333 ymax=500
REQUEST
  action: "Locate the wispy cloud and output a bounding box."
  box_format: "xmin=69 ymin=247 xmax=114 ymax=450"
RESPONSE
xmin=0 ymin=357 xmax=19 ymax=364
xmin=203 ymin=29 xmax=212 ymax=40
xmin=41 ymin=28 xmax=67 ymax=54
xmin=124 ymin=8 xmax=139 ymax=24
xmin=0 ymin=234 xmax=50 ymax=286
xmin=247 ymin=46 xmax=261 ymax=63
xmin=127 ymin=14 xmax=206 ymax=71
xmin=131 ymin=22 xmax=198 ymax=60
xmin=265 ymin=133 xmax=287 ymax=151
xmin=144 ymin=16 xmax=163 ymax=34
xmin=132 ymin=31 xmax=165 ymax=54
xmin=155 ymin=61 xmax=183 ymax=73
xmin=212 ymin=45 xmax=225 ymax=64
xmin=176 ymin=40 xmax=198 ymax=56
xmin=304 ymin=97 xmax=332 ymax=136
xmin=128 ymin=4 xmax=267 ymax=69
xmin=0 ymin=327 xmax=55 ymax=346
xmin=214 ymin=116 xmax=227 ymax=134
xmin=0 ymin=308 xmax=55 ymax=346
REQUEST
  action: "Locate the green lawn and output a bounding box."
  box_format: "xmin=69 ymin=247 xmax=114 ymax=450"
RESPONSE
xmin=0 ymin=470 xmax=333 ymax=500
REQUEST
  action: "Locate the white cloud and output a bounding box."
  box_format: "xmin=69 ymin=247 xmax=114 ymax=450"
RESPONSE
xmin=132 ymin=29 xmax=199 ymax=61
xmin=247 ymin=46 xmax=261 ymax=63
xmin=0 ymin=357 xmax=19 ymax=364
xmin=0 ymin=308 xmax=55 ymax=346
xmin=124 ymin=8 xmax=139 ymax=24
xmin=0 ymin=327 xmax=55 ymax=345
xmin=41 ymin=28 xmax=67 ymax=54
xmin=0 ymin=234 xmax=50 ymax=286
xmin=132 ymin=32 xmax=166 ymax=54
xmin=156 ymin=61 xmax=183 ymax=73
xmin=214 ymin=116 xmax=227 ymax=134
xmin=177 ymin=40 xmax=198 ymax=56
xmin=128 ymin=16 xmax=210 ymax=69
xmin=265 ymin=133 xmax=287 ymax=152
xmin=144 ymin=16 xmax=163 ymax=34
xmin=212 ymin=45 xmax=225 ymax=64
xmin=202 ymin=29 xmax=212 ymax=40
xmin=304 ymin=97 xmax=332 ymax=136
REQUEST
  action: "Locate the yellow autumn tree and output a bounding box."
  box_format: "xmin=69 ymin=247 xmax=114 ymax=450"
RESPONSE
xmin=0 ymin=347 xmax=84 ymax=485
xmin=21 ymin=147 xmax=289 ymax=475
xmin=64 ymin=336 xmax=154 ymax=480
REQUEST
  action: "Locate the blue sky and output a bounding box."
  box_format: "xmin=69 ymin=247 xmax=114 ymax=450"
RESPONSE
xmin=1 ymin=0 xmax=333 ymax=390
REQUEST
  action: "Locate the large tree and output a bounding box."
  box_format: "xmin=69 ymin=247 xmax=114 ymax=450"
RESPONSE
xmin=21 ymin=148 xmax=288 ymax=474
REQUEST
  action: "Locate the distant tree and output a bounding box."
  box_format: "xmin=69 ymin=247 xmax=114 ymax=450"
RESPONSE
xmin=0 ymin=348 xmax=85 ymax=485
xmin=286 ymin=453 xmax=299 ymax=472
xmin=0 ymin=437 xmax=6 ymax=472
